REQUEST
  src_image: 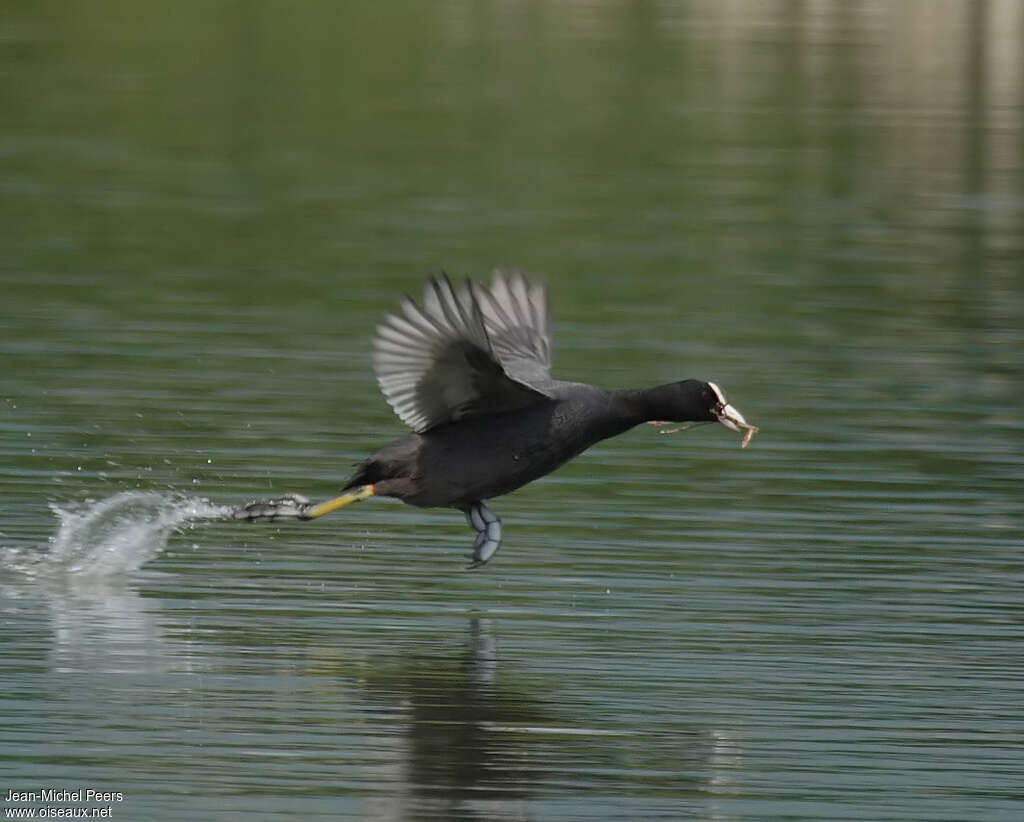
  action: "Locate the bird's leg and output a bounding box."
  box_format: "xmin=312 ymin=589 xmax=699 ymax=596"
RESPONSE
xmin=464 ymin=500 xmax=502 ymax=569
xmin=231 ymin=493 xmax=313 ymax=522
xmin=232 ymin=484 xmax=376 ymax=522
xmin=303 ymin=484 xmax=376 ymax=518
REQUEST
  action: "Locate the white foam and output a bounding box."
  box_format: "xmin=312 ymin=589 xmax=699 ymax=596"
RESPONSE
xmin=3 ymin=491 xmax=232 ymax=579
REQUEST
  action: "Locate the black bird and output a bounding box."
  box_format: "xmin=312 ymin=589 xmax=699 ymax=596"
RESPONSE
xmin=234 ymin=272 xmax=757 ymax=567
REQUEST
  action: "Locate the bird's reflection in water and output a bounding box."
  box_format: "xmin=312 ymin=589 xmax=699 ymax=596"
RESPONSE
xmin=356 ymin=618 xmax=543 ymax=820
xmin=349 ymin=618 xmax=745 ymax=822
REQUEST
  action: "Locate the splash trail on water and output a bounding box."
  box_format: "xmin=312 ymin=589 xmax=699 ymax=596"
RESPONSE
xmin=1 ymin=492 xmax=234 ymax=579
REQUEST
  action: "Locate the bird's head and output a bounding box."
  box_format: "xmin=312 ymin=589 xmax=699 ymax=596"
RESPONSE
xmin=647 ymin=380 xmax=758 ymax=447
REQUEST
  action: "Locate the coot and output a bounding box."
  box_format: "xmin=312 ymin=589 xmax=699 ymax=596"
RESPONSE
xmin=234 ymin=272 xmax=757 ymax=567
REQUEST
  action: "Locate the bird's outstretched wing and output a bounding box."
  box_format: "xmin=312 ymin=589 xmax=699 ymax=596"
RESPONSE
xmin=373 ymin=273 xmax=554 ymax=433
xmin=471 ymin=270 xmax=553 ymax=388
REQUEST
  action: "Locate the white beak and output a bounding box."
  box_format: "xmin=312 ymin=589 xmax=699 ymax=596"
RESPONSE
xmin=714 ymin=402 xmax=748 ymax=433
xmin=708 ymin=381 xmax=758 ymax=448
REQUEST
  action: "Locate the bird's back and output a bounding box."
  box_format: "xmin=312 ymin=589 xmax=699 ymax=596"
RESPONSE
xmin=352 ymin=385 xmax=632 ymax=508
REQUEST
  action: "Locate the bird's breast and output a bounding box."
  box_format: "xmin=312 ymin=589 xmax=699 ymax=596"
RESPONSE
xmin=400 ymin=398 xmax=630 ymax=507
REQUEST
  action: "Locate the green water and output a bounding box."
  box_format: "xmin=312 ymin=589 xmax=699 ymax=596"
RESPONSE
xmin=2 ymin=3 xmax=1023 ymax=820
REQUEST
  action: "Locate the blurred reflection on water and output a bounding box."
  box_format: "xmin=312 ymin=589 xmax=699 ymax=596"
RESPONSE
xmin=1 ymin=2 xmax=1022 ymax=820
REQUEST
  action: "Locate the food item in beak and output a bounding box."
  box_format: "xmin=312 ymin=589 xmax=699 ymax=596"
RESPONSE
xmin=739 ymin=422 xmax=758 ymax=448
xmin=714 ymin=402 xmax=759 ymax=448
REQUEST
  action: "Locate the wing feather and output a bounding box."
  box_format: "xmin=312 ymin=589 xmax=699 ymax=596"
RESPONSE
xmin=373 ymin=273 xmax=553 ymax=432
xmin=472 ymin=270 xmax=553 ymax=386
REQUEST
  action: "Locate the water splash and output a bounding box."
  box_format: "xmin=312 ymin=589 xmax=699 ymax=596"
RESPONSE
xmin=2 ymin=491 xmax=233 ymax=579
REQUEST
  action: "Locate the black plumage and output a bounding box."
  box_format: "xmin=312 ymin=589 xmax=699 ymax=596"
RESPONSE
xmin=235 ymin=272 xmax=757 ymax=567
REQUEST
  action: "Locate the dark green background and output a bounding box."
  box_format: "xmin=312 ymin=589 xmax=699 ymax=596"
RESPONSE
xmin=2 ymin=3 xmax=1022 ymax=820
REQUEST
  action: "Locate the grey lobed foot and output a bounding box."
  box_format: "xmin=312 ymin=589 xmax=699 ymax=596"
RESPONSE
xmin=232 ymin=493 xmax=314 ymax=522
xmin=465 ymin=500 xmax=502 ymax=569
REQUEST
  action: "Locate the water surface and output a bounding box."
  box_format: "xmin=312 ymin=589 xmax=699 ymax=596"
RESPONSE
xmin=2 ymin=3 xmax=1023 ymax=820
